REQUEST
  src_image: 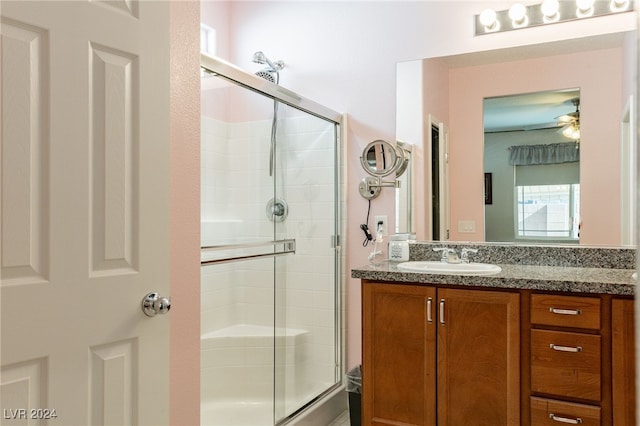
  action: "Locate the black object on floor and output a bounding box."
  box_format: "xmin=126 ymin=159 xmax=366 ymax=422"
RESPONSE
xmin=346 ymin=365 xmax=361 ymax=426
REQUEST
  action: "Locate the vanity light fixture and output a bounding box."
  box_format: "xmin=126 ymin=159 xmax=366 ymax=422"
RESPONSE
xmin=475 ymin=0 xmax=633 ymax=36
xmin=479 ymin=8 xmax=500 ymax=32
xmin=509 ymin=3 xmax=529 ymax=28
xmin=611 ymin=0 xmax=631 ymax=11
xmin=541 ymin=0 xmax=561 ymax=23
xmin=576 ymin=0 xmax=596 ymax=17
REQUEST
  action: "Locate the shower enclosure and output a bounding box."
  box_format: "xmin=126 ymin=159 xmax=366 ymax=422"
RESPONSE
xmin=200 ymin=54 xmax=344 ymax=425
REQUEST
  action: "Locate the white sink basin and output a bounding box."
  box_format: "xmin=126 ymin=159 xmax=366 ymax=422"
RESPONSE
xmin=397 ymin=261 xmax=502 ymax=276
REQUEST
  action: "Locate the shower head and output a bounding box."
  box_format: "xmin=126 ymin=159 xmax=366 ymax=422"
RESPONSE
xmin=252 ymin=51 xmax=285 ymax=84
xmin=252 ymin=51 xmax=268 ymax=65
xmin=252 ymin=51 xmax=285 ymax=72
xmin=255 ymin=69 xmax=277 ymax=84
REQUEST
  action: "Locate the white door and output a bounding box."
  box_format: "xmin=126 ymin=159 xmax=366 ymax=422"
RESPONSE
xmin=0 ymin=1 xmax=171 ymax=425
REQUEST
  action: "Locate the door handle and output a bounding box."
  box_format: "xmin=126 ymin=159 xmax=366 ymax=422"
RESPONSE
xmin=439 ymin=299 xmax=445 ymax=325
xmin=427 ymin=297 xmax=433 ymax=323
xmin=141 ymin=292 xmax=171 ymax=317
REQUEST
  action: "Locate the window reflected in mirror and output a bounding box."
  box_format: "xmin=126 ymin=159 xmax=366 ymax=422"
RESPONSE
xmin=484 ymin=89 xmax=581 ymax=243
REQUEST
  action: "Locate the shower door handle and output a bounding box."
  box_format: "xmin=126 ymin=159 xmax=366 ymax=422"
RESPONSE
xmin=201 ymin=239 xmax=296 ymax=266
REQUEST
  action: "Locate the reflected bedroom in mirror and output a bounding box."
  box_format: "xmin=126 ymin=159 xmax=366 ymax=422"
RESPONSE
xmin=396 ymin=30 xmax=637 ymax=247
xmin=484 ymin=89 xmax=581 ymax=244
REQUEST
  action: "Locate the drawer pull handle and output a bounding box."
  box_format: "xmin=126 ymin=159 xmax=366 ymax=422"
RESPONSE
xmin=427 ymin=297 xmax=433 ymax=323
xmin=549 ymin=413 xmax=582 ymax=424
xmin=549 ymin=307 xmax=582 ymax=315
xmin=550 ymin=344 xmax=582 ymax=353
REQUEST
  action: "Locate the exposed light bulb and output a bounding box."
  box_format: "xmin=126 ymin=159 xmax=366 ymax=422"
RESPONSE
xmin=541 ymin=0 xmax=560 ymax=23
xmin=479 ymin=8 xmax=499 ymax=31
xmin=576 ymin=0 xmax=595 ymax=17
xmin=610 ymin=0 xmax=630 ymax=11
xmin=508 ymin=3 xmax=528 ymax=27
xmin=562 ymin=123 xmax=581 ymax=140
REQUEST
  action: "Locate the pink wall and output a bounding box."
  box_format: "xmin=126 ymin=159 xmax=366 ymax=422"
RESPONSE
xmin=448 ymin=47 xmax=624 ymax=245
xmin=170 ymin=2 xmax=200 ymax=425
xmin=201 ymin=0 xmax=636 ymax=373
xmin=166 ymin=3 xmax=636 ymax=422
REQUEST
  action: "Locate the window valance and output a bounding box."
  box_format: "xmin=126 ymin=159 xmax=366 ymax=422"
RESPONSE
xmin=508 ymin=142 xmax=579 ymax=166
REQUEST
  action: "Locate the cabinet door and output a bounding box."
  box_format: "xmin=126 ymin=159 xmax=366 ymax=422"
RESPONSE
xmin=612 ymin=298 xmax=636 ymax=426
xmin=437 ymin=288 xmax=520 ymax=426
xmin=363 ymin=282 xmax=437 ymax=426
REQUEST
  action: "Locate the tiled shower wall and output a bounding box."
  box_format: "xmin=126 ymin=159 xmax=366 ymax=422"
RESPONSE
xmin=201 ymin=110 xmax=338 ymax=402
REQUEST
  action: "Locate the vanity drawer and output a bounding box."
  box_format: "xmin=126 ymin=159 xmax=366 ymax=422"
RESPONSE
xmin=531 ymin=294 xmax=600 ymax=330
xmin=531 ymin=329 xmax=601 ymax=401
xmin=531 ymin=397 xmax=600 ymax=426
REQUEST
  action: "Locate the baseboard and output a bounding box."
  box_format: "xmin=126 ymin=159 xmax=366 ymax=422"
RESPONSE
xmin=288 ymin=387 xmax=348 ymax=426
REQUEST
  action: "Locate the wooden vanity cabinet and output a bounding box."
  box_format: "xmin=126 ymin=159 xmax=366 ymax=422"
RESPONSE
xmin=362 ymin=281 xmax=520 ymax=426
xmin=612 ymin=298 xmax=636 ymax=426
xmin=528 ymin=293 xmax=636 ymax=426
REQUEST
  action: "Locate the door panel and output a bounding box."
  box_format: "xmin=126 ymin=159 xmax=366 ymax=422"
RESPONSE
xmin=1 ymin=17 xmax=49 ymax=286
xmin=1 ymin=2 xmax=170 ymax=425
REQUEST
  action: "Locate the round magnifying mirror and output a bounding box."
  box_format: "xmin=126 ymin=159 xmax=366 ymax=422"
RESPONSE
xmin=360 ymin=139 xmax=402 ymax=177
xmin=395 ymin=143 xmax=410 ymax=178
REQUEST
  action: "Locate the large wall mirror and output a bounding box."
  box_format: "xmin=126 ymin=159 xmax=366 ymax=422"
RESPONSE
xmin=397 ymin=30 xmax=637 ymax=247
xmin=484 ymin=89 xmax=582 ymax=244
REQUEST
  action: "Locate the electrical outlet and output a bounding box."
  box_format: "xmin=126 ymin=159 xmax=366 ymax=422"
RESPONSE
xmin=374 ymin=215 xmax=388 ymax=235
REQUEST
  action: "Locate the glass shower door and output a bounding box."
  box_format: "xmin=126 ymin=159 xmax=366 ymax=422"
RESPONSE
xmin=200 ymin=69 xmax=341 ymax=426
xmin=271 ymin=102 xmax=340 ymax=422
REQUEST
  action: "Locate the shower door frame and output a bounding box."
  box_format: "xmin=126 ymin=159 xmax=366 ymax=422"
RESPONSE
xmin=200 ymin=53 xmax=346 ymax=425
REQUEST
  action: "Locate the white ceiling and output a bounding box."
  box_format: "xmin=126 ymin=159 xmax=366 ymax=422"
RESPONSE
xmin=484 ymin=88 xmax=580 ymax=133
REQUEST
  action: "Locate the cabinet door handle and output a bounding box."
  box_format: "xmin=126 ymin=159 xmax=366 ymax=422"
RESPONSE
xmin=549 ymin=307 xmax=582 ymax=315
xmin=550 ymin=344 xmax=583 ymax=353
xmin=439 ymin=299 xmax=445 ymax=325
xmin=427 ymin=297 xmax=433 ymax=323
xmin=549 ymin=413 xmax=582 ymax=424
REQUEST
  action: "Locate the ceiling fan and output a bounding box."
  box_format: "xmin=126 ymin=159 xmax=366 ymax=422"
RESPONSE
xmin=556 ymin=98 xmax=580 ymax=141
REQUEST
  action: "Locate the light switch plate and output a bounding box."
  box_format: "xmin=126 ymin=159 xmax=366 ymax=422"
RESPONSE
xmin=458 ymin=220 xmax=476 ymax=233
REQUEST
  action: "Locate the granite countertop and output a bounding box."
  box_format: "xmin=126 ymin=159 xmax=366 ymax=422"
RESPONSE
xmin=351 ymin=261 xmax=636 ymax=296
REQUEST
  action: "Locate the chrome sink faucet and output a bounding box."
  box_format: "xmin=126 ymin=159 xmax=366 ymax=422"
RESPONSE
xmin=434 ymin=247 xmax=479 ymax=264
xmin=433 ymin=247 xmax=459 ymax=263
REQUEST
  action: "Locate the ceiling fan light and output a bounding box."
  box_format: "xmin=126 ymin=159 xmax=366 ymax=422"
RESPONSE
xmin=562 ymin=123 xmax=581 ymax=140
